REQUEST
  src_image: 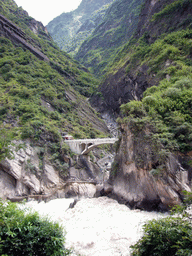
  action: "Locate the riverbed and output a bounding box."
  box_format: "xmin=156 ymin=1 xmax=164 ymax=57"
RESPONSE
xmin=26 ymin=197 xmax=168 ymax=256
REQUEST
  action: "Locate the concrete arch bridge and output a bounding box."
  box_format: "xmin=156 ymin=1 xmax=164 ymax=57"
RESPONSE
xmin=64 ymin=138 xmax=118 ymax=155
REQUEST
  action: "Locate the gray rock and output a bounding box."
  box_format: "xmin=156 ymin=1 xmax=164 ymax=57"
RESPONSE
xmin=43 ymin=164 xmax=60 ymax=186
xmin=110 ymin=123 xmax=191 ymax=211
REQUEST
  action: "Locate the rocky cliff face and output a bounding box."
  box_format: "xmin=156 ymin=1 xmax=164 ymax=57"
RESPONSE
xmin=92 ymin=0 xmax=192 ymax=114
xmin=47 ymin=0 xmax=114 ymax=56
xmin=0 ymin=14 xmax=49 ymax=61
xmin=90 ymin=0 xmax=162 ymax=113
xmin=95 ymin=0 xmax=192 ymax=210
xmin=0 ymin=0 xmax=112 ymax=201
xmin=110 ymin=123 xmax=191 ymax=211
xmin=0 ymin=141 xmax=111 ymax=201
xmin=0 ymin=141 xmax=59 ymax=200
xmin=91 ymin=67 xmax=148 ymax=116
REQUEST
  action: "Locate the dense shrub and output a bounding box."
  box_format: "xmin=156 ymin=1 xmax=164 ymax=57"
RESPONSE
xmin=121 ymin=101 xmax=146 ymax=117
xmin=131 ymin=217 xmax=192 ymax=256
xmin=0 ymin=200 xmax=71 ymax=256
xmin=0 ymin=128 xmax=13 ymax=161
xmin=131 ymin=192 xmax=192 ymax=256
xmin=121 ymin=75 xmax=192 ymax=152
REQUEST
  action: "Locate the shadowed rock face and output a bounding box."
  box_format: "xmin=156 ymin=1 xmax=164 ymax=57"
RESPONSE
xmin=91 ymin=68 xmax=149 ymax=116
xmin=110 ymin=124 xmax=191 ymax=211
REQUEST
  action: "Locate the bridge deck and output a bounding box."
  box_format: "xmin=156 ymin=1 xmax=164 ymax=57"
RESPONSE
xmin=64 ymin=137 xmax=118 ymax=155
xmin=64 ymin=138 xmax=117 ymax=143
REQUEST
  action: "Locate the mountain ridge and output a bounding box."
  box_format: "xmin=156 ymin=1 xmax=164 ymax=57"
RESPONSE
xmin=47 ymin=0 xmax=114 ymax=56
xmin=75 ymin=0 xmax=145 ymax=75
xmin=0 ymin=0 xmax=110 ymax=200
xmin=1 ymin=0 xmax=192 ymax=211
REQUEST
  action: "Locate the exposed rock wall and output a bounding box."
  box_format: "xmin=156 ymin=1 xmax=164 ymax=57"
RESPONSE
xmin=91 ymin=0 xmax=192 ymax=114
xmin=136 ymin=0 xmax=192 ymax=40
xmin=0 ymin=141 xmax=107 ymax=201
xmin=91 ymin=67 xmax=148 ymax=115
xmin=0 ymin=14 xmax=49 ymax=61
xmin=110 ymin=123 xmax=191 ymax=211
xmin=0 ymin=141 xmax=59 ymax=200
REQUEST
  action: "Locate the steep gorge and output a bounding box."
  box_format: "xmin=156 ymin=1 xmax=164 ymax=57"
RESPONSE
xmin=1 ymin=0 xmax=192 ymax=212
xmin=75 ymin=0 xmax=145 ymax=75
xmin=47 ymin=0 xmax=114 ymax=56
xmin=0 ymin=0 xmax=110 ymax=201
xmin=91 ymin=0 xmax=192 ymax=114
xmin=89 ymin=0 xmax=192 ymax=210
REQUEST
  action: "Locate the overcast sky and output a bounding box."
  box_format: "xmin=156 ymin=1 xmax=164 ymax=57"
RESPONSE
xmin=14 ymin=0 xmax=82 ymax=26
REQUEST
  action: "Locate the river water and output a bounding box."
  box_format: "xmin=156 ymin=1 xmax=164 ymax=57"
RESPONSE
xmin=26 ymin=196 xmax=168 ymax=256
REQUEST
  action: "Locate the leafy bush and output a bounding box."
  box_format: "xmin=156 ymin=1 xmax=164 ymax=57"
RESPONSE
xmin=0 ymin=200 xmax=71 ymax=256
xmin=131 ymin=217 xmax=192 ymax=256
xmin=131 ymin=192 xmax=192 ymax=256
xmin=121 ymin=101 xmax=146 ymax=117
xmin=0 ymin=128 xmax=13 ymax=161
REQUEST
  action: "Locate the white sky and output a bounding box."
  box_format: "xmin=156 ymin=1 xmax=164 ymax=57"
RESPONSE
xmin=14 ymin=0 xmax=82 ymax=26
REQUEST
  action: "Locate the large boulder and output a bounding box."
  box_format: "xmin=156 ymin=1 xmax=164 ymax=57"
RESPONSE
xmin=110 ymin=124 xmax=191 ymax=211
xmin=0 ymin=141 xmax=62 ymax=199
xmin=65 ymin=183 xmax=96 ymax=198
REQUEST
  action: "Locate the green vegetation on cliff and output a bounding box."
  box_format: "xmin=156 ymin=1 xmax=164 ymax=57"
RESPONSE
xmin=1 ymin=0 xmax=99 ymax=97
xmin=75 ymin=0 xmax=145 ymax=75
xmin=119 ymin=0 xmax=192 ymax=155
xmin=0 ymin=0 xmax=108 ymax=172
xmin=47 ymin=0 xmax=114 ymax=56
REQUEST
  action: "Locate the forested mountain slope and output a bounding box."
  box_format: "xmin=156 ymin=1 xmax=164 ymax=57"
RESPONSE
xmin=0 ymin=0 xmax=108 ymax=141
xmin=0 ymin=0 xmax=110 ymax=199
xmin=47 ymin=0 xmax=114 ymax=56
xmin=1 ymin=0 xmax=192 ymax=210
xmin=93 ymin=0 xmax=192 ymax=150
xmin=91 ymin=0 xmax=192 ymax=210
xmin=75 ymin=0 xmax=145 ymax=75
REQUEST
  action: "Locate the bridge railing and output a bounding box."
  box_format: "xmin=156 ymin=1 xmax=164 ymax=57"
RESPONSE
xmin=64 ymin=138 xmax=118 ymax=143
xmin=64 ymin=137 xmax=118 ymax=155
